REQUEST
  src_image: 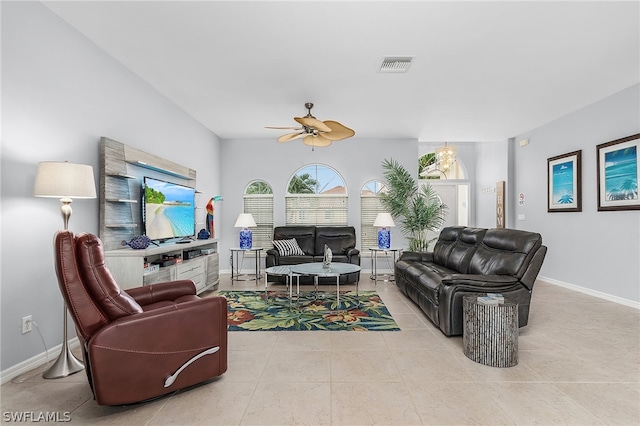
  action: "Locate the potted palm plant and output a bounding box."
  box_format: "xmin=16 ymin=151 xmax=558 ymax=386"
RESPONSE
xmin=379 ymin=158 xmax=447 ymax=252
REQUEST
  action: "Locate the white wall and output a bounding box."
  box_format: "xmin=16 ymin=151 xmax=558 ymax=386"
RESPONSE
xmin=218 ymin=137 xmax=418 ymax=270
xmin=513 ymin=84 xmax=640 ymax=303
xmin=1 ymin=2 xmax=221 ymax=370
xmin=474 ymin=140 xmax=510 ymax=228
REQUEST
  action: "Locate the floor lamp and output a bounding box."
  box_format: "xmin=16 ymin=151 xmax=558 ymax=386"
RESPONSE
xmin=34 ymin=161 xmax=97 ymax=379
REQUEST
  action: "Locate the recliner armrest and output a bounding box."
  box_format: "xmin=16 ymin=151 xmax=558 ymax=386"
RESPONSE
xmin=125 ymin=280 xmax=196 ymax=306
xmin=441 ymin=274 xmax=519 ymax=287
xmin=87 ymin=296 xmax=228 ymax=405
xmin=91 ymin=296 xmax=225 ymax=348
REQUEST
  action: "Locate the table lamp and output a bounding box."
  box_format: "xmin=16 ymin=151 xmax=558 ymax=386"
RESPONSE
xmin=373 ymin=213 xmax=395 ymax=249
xmin=34 ymin=161 xmax=97 ymax=379
xmin=234 ymin=213 xmax=257 ymax=249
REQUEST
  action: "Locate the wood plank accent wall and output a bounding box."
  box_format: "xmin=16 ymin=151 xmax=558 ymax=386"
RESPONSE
xmin=99 ymin=137 xmax=196 ymax=251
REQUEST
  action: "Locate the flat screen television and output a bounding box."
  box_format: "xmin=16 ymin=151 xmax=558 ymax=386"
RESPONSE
xmin=142 ymin=176 xmax=196 ymax=242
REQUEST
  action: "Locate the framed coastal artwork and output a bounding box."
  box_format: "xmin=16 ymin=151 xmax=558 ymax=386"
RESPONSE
xmin=597 ymin=134 xmax=640 ymax=211
xmin=547 ymin=150 xmax=582 ymax=212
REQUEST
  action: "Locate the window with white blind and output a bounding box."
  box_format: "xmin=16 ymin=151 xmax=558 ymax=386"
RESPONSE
xmin=285 ymin=164 xmax=348 ymax=226
xmin=243 ymin=180 xmax=274 ymax=249
xmin=361 ymin=180 xmax=388 ymax=249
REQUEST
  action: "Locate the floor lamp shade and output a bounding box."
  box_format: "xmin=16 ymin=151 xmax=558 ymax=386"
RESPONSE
xmin=33 ymin=161 xmax=96 ymax=379
xmin=373 ymin=213 xmax=395 ymax=249
xmin=234 ymin=213 xmax=257 ymax=249
xmin=34 ymin=161 xmax=97 ymax=230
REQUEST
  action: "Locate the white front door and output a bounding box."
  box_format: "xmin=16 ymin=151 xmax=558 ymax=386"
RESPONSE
xmin=420 ymin=181 xmax=470 ymax=247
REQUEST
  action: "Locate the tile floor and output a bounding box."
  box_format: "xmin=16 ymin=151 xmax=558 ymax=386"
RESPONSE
xmin=2 ymin=274 xmax=639 ymax=425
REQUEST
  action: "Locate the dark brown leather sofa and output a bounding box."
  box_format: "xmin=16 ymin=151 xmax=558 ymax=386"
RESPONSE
xmin=54 ymin=231 xmax=228 ymax=405
xmin=395 ymin=226 xmax=547 ymax=336
xmin=265 ymin=226 xmax=360 ymax=284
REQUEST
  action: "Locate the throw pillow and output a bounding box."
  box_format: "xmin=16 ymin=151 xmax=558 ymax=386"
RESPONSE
xmin=273 ymin=238 xmax=305 ymax=256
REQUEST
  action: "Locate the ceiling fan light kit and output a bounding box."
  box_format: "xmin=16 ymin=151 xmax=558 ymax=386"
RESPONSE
xmin=267 ymin=102 xmax=355 ymax=149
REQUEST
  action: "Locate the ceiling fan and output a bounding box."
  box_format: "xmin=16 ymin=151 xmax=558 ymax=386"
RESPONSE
xmin=266 ymin=102 xmax=355 ymax=148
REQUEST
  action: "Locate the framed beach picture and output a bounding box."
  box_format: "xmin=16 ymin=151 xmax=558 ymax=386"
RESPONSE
xmin=547 ymin=150 xmax=582 ymax=212
xmin=597 ymin=134 xmax=640 ymax=211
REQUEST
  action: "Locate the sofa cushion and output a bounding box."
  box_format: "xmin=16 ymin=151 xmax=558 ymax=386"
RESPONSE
xmin=311 ymin=255 xmax=350 ymax=264
xmin=277 ymin=255 xmax=314 ymax=265
xmin=273 ymin=226 xmax=316 ymax=255
xmin=406 ymin=263 xmax=443 ymax=305
xmin=469 ymin=228 xmax=542 ymax=277
xmin=433 ymin=227 xmax=486 ymax=273
xmin=272 ymin=238 xmax=305 ymax=256
xmin=432 ymin=227 xmax=464 ymax=266
xmin=315 ymin=226 xmax=356 ymax=256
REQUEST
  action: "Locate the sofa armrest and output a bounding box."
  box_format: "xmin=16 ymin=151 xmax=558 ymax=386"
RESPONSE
xmin=125 ymin=280 xmax=196 ymax=305
xmin=345 ymin=248 xmax=360 ymax=264
xmin=398 ymin=251 xmax=434 ymax=263
xmin=441 ymin=274 xmax=519 ymax=287
xmin=266 ymin=248 xmax=280 ymax=267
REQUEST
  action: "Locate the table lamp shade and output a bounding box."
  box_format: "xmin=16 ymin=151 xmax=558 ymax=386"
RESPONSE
xmin=234 ymin=213 xmax=256 ymax=249
xmin=373 ymin=213 xmax=395 ymax=249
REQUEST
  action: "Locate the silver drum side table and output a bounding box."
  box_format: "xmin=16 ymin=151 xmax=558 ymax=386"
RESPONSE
xmin=462 ymin=294 xmax=519 ymax=367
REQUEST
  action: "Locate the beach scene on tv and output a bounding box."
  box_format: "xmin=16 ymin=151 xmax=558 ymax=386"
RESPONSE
xmin=144 ymin=178 xmax=195 ymax=241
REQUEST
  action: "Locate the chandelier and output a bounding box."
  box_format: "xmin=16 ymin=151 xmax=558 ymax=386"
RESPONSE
xmin=435 ymin=142 xmax=457 ymax=173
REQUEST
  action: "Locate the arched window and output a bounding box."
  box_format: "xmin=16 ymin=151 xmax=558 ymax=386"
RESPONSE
xmin=418 ymin=152 xmax=466 ymax=179
xmin=243 ymin=180 xmax=274 ymax=249
xmin=285 ymin=164 xmax=348 ymax=225
xmin=360 ymin=180 xmax=388 ymax=249
xmin=418 ymin=153 xmax=470 ymax=230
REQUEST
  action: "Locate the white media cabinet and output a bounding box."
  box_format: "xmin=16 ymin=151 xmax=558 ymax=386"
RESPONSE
xmin=104 ymin=239 xmax=219 ymax=293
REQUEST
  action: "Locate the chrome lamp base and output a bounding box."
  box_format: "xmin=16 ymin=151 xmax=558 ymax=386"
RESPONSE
xmin=43 ymin=305 xmax=84 ymax=379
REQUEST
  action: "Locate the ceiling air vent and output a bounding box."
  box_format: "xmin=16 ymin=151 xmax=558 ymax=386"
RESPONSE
xmin=379 ymin=56 xmax=414 ymax=73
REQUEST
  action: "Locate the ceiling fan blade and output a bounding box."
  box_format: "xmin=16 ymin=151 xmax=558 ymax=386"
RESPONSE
xmin=321 ymin=120 xmax=355 ymax=141
xmin=265 ymin=126 xmax=302 ymax=130
xmin=277 ymin=132 xmax=306 ymax=143
xmin=303 ymin=134 xmax=332 ymax=147
xmin=294 ymin=117 xmax=332 ymax=133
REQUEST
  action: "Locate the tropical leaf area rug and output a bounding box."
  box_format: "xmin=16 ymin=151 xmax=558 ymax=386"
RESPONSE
xmin=220 ymin=290 xmax=400 ymax=331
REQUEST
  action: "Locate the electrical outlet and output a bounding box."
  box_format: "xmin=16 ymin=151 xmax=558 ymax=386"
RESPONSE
xmin=22 ymin=315 xmax=32 ymax=334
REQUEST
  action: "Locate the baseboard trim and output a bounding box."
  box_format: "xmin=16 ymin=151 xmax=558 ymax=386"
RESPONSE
xmin=538 ymin=275 xmax=640 ymax=310
xmin=0 ymin=338 xmax=81 ymax=385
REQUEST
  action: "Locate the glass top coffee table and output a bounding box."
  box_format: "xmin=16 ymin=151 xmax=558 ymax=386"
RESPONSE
xmin=290 ymin=262 xmax=361 ymax=307
xmin=264 ymin=265 xmax=300 ymax=306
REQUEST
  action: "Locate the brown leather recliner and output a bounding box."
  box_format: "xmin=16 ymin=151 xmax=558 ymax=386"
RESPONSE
xmin=53 ymin=231 xmax=228 ymax=406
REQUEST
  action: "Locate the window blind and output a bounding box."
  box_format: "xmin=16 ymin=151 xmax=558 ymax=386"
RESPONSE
xmin=360 ymin=195 xmax=387 ymax=249
xmin=285 ymin=195 xmax=348 ymax=225
xmin=244 ymin=194 xmax=274 ymax=249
